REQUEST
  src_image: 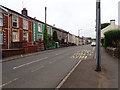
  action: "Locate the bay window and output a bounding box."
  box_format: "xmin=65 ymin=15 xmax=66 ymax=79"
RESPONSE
xmin=37 ymin=34 xmax=43 ymax=40
xmin=0 ymin=13 xmax=3 ymax=27
xmin=23 ymin=32 xmax=28 ymax=41
xmin=12 ymin=30 xmax=19 ymax=42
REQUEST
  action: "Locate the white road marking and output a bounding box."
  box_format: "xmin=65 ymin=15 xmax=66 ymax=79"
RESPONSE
xmin=56 ymin=59 xmax=82 ymax=89
xmin=13 ymin=57 xmax=48 ymax=69
xmin=79 ymin=56 xmax=82 ymax=59
xmin=0 ymin=78 xmax=18 ymax=88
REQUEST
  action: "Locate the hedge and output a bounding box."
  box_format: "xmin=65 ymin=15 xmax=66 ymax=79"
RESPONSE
xmin=103 ymin=29 xmax=120 ymax=48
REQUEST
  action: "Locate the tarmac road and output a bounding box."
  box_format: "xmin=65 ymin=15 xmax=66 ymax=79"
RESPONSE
xmin=1 ymin=45 xmax=95 ymax=88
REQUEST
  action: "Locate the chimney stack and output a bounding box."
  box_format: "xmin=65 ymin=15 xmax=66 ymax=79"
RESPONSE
xmin=110 ymin=20 xmax=116 ymax=29
xmin=21 ymin=8 xmax=28 ymax=16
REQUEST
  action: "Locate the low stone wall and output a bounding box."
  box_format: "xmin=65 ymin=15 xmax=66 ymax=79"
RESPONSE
xmin=106 ymin=47 xmax=120 ymax=59
xmin=2 ymin=49 xmax=24 ymax=58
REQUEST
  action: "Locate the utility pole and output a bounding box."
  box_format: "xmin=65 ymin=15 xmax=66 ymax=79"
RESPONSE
xmin=45 ymin=7 xmax=47 ymax=25
xmin=95 ymin=0 xmax=101 ymax=72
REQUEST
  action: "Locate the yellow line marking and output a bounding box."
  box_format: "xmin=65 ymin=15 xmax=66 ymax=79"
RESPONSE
xmin=73 ymin=56 xmax=75 ymax=59
xmin=85 ymin=56 xmax=88 ymax=59
xmin=79 ymin=56 xmax=82 ymax=59
xmin=31 ymin=65 xmax=44 ymax=72
xmin=0 ymin=78 xmax=18 ymax=88
xmin=82 ymin=56 xmax=85 ymax=59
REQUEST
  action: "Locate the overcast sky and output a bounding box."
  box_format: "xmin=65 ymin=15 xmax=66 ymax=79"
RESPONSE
xmin=0 ymin=0 xmax=119 ymax=38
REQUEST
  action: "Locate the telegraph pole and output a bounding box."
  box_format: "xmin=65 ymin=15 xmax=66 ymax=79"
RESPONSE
xmin=45 ymin=7 xmax=47 ymax=25
xmin=95 ymin=0 xmax=101 ymax=72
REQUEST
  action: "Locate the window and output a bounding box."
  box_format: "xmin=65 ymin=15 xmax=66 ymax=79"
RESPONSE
xmin=37 ymin=34 xmax=43 ymax=40
xmin=47 ymin=26 xmax=50 ymax=35
xmin=23 ymin=32 xmax=28 ymax=41
xmin=23 ymin=19 xmax=28 ymax=30
xmin=12 ymin=15 xmax=18 ymax=28
xmin=0 ymin=13 xmax=3 ymax=27
xmin=12 ymin=30 xmax=19 ymax=42
xmin=38 ymin=23 xmax=42 ymax=32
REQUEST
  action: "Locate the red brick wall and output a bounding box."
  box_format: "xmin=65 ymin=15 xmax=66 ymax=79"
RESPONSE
xmin=28 ymin=21 xmax=33 ymax=42
xmin=2 ymin=13 xmax=8 ymax=49
xmin=19 ymin=17 xmax=23 ymax=42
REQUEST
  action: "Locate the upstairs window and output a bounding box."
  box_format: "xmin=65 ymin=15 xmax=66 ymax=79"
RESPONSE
xmin=38 ymin=23 xmax=42 ymax=32
xmin=0 ymin=13 xmax=3 ymax=27
xmin=23 ymin=19 xmax=28 ymax=30
xmin=12 ymin=15 xmax=18 ymax=28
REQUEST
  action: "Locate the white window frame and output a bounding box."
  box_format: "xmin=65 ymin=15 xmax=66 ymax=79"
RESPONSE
xmin=12 ymin=15 xmax=18 ymax=28
xmin=38 ymin=23 xmax=42 ymax=32
xmin=37 ymin=34 xmax=43 ymax=40
xmin=47 ymin=26 xmax=50 ymax=35
xmin=0 ymin=13 xmax=3 ymax=27
xmin=23 ymin=31 xmax=28 ymax=41
xmin=12 ymin=30 xmax=19 ymax=42
xmin=23 ymin=19 xmax=28 ymax=30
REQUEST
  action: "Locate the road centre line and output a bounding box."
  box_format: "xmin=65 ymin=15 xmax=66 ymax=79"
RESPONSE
xmin=13 ymin=57 xmax=48 ymax=70
xmin=0 ymin=78 xmax=18 ymax=88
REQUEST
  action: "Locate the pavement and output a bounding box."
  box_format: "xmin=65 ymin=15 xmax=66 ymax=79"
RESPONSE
xmin=60 ymin=47 xmax=119 ymax=89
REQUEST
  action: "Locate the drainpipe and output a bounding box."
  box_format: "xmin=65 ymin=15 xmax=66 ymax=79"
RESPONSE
xmin=8 ymin=13 xmax=10 ymax=49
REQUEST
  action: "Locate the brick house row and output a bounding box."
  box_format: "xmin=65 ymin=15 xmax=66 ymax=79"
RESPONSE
xmin=0 ymin=5 xmax=83 ymax=57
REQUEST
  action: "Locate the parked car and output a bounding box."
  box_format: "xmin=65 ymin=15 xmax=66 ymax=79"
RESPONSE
xmin=91 ymin=42 xmax=96 ymax=46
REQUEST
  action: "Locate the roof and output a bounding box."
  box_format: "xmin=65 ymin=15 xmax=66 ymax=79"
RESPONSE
xmin=0 ymin=5 xmax=45 ymax=25
xmin=0 ymin=5 xmax=79 ymax=37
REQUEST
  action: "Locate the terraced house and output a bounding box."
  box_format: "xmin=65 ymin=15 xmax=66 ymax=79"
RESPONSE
xmin=0 ymin=5 xmax=44 ymax=57
xmin=0 ymin=5 xmax=83 ymax=58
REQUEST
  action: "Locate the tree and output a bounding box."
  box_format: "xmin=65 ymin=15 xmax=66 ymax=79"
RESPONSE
xmin=44 ymin=24 xmax=49 ymax=49
xmin=101 ymin=23 xmax=110 ymax=29
xmin=53 ymin=31 xmax=59 ymax=42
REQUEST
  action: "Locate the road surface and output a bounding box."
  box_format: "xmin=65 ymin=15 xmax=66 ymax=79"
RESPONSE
xmin=1 ymin=45 xmax=95 ymax=88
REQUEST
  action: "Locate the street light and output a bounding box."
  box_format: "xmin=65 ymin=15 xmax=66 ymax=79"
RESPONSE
xmin=78 ymin=29 xmax=82 ymax=37
xmin=95 ymin=0 xmax=101 ymax=72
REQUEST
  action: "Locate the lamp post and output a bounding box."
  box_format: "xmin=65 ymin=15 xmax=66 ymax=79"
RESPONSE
xmin=95 ymin=0 xmax=101 ymax=72
xmin=78 ymin=29 xmax=82 ymax=37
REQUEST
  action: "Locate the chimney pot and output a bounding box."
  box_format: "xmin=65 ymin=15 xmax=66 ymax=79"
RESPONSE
xmin=21 ymin=8 xmax=28 ymax=16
